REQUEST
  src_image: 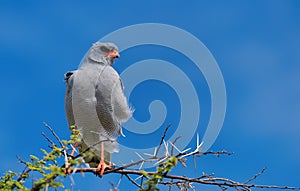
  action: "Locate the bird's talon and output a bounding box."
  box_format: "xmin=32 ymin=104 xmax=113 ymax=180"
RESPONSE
xmin=96 ymin=160 xmax=112 ymax=177
xmin=64 ymin=167 xmax=73 ymax=176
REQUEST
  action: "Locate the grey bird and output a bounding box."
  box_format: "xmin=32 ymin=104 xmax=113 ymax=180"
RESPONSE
xmin=64 ymin=42 xmax=132 ymax=176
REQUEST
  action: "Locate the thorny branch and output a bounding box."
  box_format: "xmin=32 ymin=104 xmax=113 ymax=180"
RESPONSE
xmin=5 ymin=124 xmax=300 ymax=191
xmin=67 ymin=167 xmax=300 ymax=190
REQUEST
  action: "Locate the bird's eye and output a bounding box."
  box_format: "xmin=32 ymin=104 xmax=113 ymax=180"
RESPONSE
xmin=100 ymin=46 xmax=110 ymax=53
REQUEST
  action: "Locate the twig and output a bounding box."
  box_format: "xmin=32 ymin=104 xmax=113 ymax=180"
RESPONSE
xmin=125 ymin=174 xmax=142 ymax=189
xmin=244 ymin=167 xmax=267 ymax=184
xmin=43 ymin=122 xmax=64 ymax=148
xmin=107 ymin=156 xmax=157 ymax=173
xmin=110 ymin=175 xmax=122 ymax=191
xmin=16 ymin=155 xmax=31 ymax=182
xmin=41 ymin=131 xmax=56 ymax=147
xmin=178 ymin=149 xmax=233 ymax=159
xmin=155 ymin=124 xmax=171 ymax=157
xmin=43 ymin=122 xmax=69 ymax=178
xmin=117 ymin=174 xmax=123 ymax=188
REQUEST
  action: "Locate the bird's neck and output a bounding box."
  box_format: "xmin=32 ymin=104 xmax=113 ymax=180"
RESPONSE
xmin=79 ymin=58 xmax=110 ymax=71
xmin=87 ymin=56 xmax=113 ymax=66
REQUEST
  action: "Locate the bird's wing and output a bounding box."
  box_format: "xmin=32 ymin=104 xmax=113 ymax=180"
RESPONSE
xmin=95 ymin=66 xmax=123 ymax=137
xmin=111 ymin=78 xmax=133 ymax=122
xmin=64 ymin=70 xmax=77 ymax=128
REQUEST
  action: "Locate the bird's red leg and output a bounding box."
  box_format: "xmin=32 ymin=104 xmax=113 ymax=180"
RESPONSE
xmin=70 ymin=142 xmax=78 ymax=156
xmin=96 ymin=141 xmax=112 ymax=177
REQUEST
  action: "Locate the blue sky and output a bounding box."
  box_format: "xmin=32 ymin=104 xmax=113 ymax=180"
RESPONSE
xmin=1 ymin=1 xmax=300 ymax=190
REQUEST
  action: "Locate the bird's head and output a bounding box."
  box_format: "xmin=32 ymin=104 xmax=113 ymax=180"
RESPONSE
xmin=88 ymin=42 xmax=120 ymax=65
